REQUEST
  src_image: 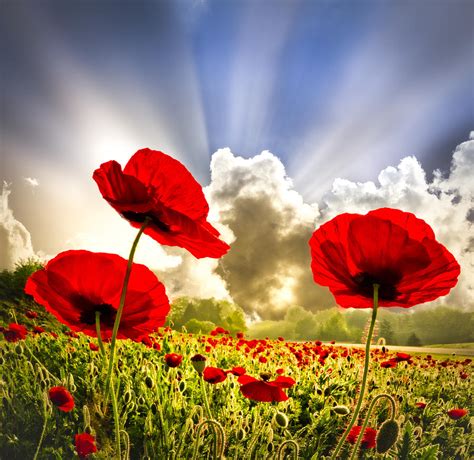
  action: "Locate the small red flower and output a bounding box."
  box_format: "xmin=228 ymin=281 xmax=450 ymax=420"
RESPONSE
xmin=347 ymin=426 xmax=377 ymax=449
xmin=259 ymin=356 xmax=267 ymax=364
xmin=380 ymin=359 xmax=398 ymax=368
xmin=93 ymin=148 xmax=230 ymax=259
xmin=447 ymin=408 xmax=468 ymax=420
xmin=25 ymin=310 xmax=38 ymax=319
xmin=75 ymin=433 xmax=97 ymax=458
xmin=25 ymin=250 xmax=170 ymax=341
xmin=33 ymin=326 xmax=46 ymax=334
xmin=203 ymin=367 xmax=227 ymax=384
xmin=2 ymin=323 xmax=28 ymax=342
xmin=89 ymin=342 xmax=99 ymax=351
xmin=165 ymin=353 xmax=183 ymax=368
xmin=309 ymin=208 xmax=460 ymax=308
xmin=228 ymin=366 xmax=246 ymax=376
xmin=395 ymin=352 xmax=412 ymax=362
xmin=238 ymin=375 xmax=296 ymax=402
xmin=48 ymin=386 xmax=75 ymax=412
xmin=415 ymin=402 xmax=427 ymax=409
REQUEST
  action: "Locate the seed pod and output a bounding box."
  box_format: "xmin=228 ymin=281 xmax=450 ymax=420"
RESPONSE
xmin=376 ymin=419 xmax=400 ymax=454
xmin=275 ymin=411 xmax=289 ymax=428
xmin=145 ymin=376 xmax=154 ymax=389
xmin=123 ymin=391 xmax=132 ymax=404
xmin=236 ymin=428 xmax=246 ymax=441
xmin=332 ymin=405 xmax=350 ymax=416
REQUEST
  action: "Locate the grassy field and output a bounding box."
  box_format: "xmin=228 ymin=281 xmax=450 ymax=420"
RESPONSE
xmin=1 ymin=298 xmax=472 ymax=459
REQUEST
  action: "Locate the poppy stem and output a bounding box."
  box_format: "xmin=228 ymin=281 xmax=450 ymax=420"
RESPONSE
xmin=330 ymin=284 xmax=379 ymax=460
xmin=33 ymin=392 xmax=49 ymax=460
xmin=349 ymin=393 xmax=396 ymax=459
xmin=201 ymin=376 xmax=213 ymax=419
xmin=96 ymin=312 xmax=123 ymax=459
xmin=104 ymin=218 xmax=150 ymax=401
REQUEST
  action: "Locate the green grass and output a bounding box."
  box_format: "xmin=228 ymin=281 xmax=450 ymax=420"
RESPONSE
xmin=1 ymin=321 xmax=472 ymax=459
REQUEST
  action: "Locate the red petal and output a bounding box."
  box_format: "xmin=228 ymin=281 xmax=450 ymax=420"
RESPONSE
xmin=123 ymin=149 xmax=209 ymax=221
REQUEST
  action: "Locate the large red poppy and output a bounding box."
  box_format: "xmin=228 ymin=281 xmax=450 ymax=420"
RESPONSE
xmin=238 ymin=374 xmax=296 ymax=402
xmin=25 ymin=250 xmax=170 ymax=340
xmin=309 ymin=208 xmax=460 ymax=308
xmin=93 ymin=148 xmax=230 ymax=259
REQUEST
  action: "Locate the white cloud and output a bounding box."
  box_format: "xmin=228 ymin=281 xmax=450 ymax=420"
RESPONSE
xmin=206 ymin=148 xmax=334 ymax=319
xmin=24 ymin=177 xmax=39 ymax=187
xmin=0 ymin=182 xmax=37 ymax=270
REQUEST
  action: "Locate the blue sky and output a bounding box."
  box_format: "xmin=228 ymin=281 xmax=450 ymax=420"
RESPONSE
xmin=1 ymin=0 xmax=473 ymax=256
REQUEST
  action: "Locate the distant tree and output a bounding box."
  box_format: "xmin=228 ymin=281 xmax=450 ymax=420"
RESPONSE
xmin=183 ymin=319 xmax=215 ymax=334
xmin=379 ymin=319 xmax=396 ymax=345
xmin=0 ymin=258 xmax=44 ymax=300
xmin=166 ymin=297 xmax=247 ymax=335
xmin=407 ymin=332 xmax=422 ymax=347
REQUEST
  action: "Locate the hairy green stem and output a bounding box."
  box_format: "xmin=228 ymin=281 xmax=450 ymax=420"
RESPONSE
xmin=276 ymin=439 xmax=300 ymax=460
xmin=33 ymin=393 xmax=49 ymax=460
xmin=104 ymin=218 xmax=150 ymax=400
xmin=201 ymin=377 xmax=213 ymax=420
xmin=330 ymin=284 xmax=379 ymax=460
xmin=192 ymin=419 xmax=226 ymax=459
xmin=96 ymin=311 xmax=122 ymax=459
xmin=349 ymin=393 xmax=396 ymax=459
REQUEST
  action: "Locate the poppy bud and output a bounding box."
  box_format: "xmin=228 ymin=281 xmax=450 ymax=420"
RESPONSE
xmin=275 ymin=411 xmax=289 ymax=428
xmin=267 ymin=442 xmax=274 ymax=453
xmin=15 ymin=344 xmax=23 ymax=355
xmin=191 ymin=354 xmax=206 ymax=374
xmin=376 ymin=419 xmax=399 ymax=454
xmin=145 ymin=376 xmax=154 ymax=389
xmin=179 ymin=381 xmax=186 ymax=392
xmin=332 ymin=405 xmax=350 ymax=416
xmin=151 ymin=403 xmax=157 ymax=415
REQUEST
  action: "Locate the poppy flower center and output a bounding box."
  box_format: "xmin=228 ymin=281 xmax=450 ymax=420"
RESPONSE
xmin=121 ymin=211 xmax=170 ymax=232
xmin=79 ymin=303 xmax=117 ymax=326
xmin=353 ymin=270 xmax=401 ymax=300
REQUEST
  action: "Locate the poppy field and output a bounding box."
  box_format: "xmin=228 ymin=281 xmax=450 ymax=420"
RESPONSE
xmin=0 ymin=317 xmax=472 ymax=459
xmin=0 ymin=148 xmax=472 ymax=459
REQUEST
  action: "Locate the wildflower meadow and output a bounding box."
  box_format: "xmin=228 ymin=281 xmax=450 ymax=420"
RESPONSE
xmin=1 ymin=149 xmax=472 ymax=459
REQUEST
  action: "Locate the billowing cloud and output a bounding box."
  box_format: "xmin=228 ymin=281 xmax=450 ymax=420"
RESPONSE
xmin=207 ymin=148 xmax=335 ymax=320
xmin=0 ymin=182 xmax=36 ymax=270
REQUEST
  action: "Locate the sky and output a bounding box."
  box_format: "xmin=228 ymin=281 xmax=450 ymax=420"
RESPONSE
xmin=1 ymin=0 xmax=473 ymax=319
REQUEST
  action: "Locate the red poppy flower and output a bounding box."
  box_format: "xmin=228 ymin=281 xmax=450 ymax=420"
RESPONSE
xmin=238 ymin=375 xmax=296 ymax=402
xmin=395 ymin=352 xmax=412 ymax=362
xmin=33 ymin=326 xmax=46 ymax=334
xmin=165 ymin=353 xmax=183 ymax=368
xmin=309 ymin=208 xmax=460 ymax=308
xmin=49 ymin=386 xmax=75 ymax=412
xmin=25 ymin=250 xmax=170 ymax=341
xmin=75 ymin=433 xmax=97 ymax=458
xmin=25 ymin=310 xmax=38 ymax=319
xmin=93 ymin=148 xmax=230 ymax=259
xmin=203 ymin=367 xmax=227 ymax=384
xmin=380 ymin=359 xmax=398 ymax=368
xmin=447 ymin=408 xmax=468 ymax=420
xmin=415 ymin=402 xmax=427 ymax=409
xmin=89 ymin=342 xmax=99 ymax=351
xmin=347 ymin=426 xmax=377 ymax=449
xmin=2 ymin=323 xmax=28 ymax=342
xmin=228 ymin=366 xmax=246 ymax=376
